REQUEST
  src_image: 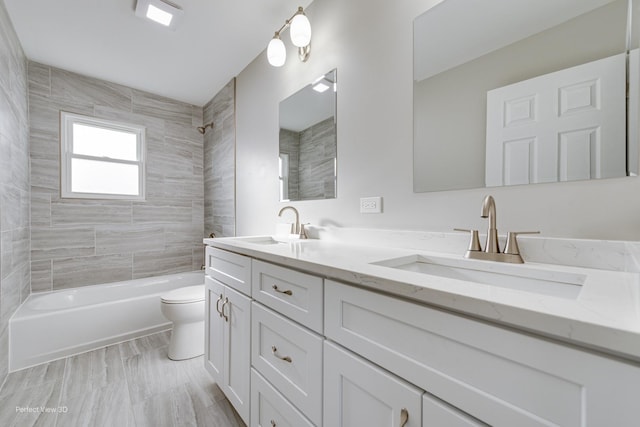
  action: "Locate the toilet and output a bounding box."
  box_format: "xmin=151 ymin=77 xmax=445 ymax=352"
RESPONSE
xmin=160 ymin=284 xmax=206 ymax=360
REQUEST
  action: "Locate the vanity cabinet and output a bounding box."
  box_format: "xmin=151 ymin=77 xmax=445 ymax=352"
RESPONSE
xmin=204 ymin=247 xmax=252 ymax=425
xmin=324 ymin=279 xmax=640 ymax=426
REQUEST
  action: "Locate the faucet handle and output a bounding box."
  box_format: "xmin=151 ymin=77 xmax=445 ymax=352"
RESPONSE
xmin=504 ymin=231 xmax=540 ymax=255
xmin=299 ymin=223 xmax=309 ymax=239
xmin=454 ymin=228 xmax=482 ymax=252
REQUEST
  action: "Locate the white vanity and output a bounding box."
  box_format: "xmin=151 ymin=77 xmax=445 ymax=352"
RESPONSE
xmin=203 ymin=229 xmax=640 ymax=426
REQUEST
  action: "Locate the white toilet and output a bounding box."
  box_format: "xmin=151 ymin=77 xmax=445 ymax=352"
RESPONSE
xmin=160 ymin=284 xmax=206 ymax=360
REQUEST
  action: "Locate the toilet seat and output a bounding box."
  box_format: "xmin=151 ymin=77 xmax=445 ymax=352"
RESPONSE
xmin=161 ymin=285 xmax=205 ymax=304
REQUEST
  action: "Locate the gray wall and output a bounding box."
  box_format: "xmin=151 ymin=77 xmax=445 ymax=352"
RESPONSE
xmin=236 ymin=0 xmax=640 ymax=241
xmin=203 ymin=78 xmax=235 ymax=238
xmin=0 ymin=0 xmax=29 ymax=387
xmin=28 ymin=63 xmax=205 ymax=291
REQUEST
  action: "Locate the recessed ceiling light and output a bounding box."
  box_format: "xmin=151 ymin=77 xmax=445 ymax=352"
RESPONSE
xmin=313 ymin=82 xmax=330 ymax=93
xmin=135 ymin=0 xmax=183 ymax=30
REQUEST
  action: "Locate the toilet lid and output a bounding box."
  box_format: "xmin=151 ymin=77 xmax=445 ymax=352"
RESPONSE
xmin=161 ymin=285 xmax=205 ymax=304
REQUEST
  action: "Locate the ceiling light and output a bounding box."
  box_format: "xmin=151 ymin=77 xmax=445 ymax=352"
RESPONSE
xmin=312 ymin=82 xmax=330 ymax=93
xmin=267 ymin=6 xmax=312 ymax=67
xmin=135 ymin=0 xmax=183 ymax=30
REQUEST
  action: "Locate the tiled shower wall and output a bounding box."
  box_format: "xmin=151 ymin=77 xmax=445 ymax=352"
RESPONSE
xmin=0 ymin=1 xmax=29 ymax=386
xmin=28 ymin=62 xmax=205 ymax=291
xmin=204 ymin=79 xmax=235 ymax=238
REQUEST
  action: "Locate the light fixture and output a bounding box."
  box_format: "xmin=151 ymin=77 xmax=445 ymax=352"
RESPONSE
xmin=135 ymin=0 xmax=183 ymax=30
xmin=312 ymin=81 xmax=330 ymax=93
xmin=267 ymin=6 xmax=312 ymax=67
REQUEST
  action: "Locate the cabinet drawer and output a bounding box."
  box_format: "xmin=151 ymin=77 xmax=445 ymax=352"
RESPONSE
xmin=252 ymin=259 xmax=323 ymax=333
xmin=325 ymin=280 xmax=640 ymax=427
xmin=251 ymin=302 xmax=323 ymax=425
xmin=251 ymin=368 xmax=314 ymax=427
xmin=206 ymin=246 xmax=252 ymax=296
xmin=423 ymin=393 xmax=487 ymax=427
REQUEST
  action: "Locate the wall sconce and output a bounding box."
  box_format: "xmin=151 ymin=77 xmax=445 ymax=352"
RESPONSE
xmin=267 ymin=6 xmax=312 ymax=67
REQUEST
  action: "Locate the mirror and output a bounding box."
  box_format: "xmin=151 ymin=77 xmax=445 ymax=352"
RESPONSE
xmin=279 ymin=69 xmax=337 ymax=201
xmin=413 ymin=0 xmax=639 ymax=192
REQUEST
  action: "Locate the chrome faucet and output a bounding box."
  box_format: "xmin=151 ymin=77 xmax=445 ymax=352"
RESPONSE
xmin=455 ymin=195 xmax=539 ymax=264
xmin=278 ymin=206 xmax=308 ymax=238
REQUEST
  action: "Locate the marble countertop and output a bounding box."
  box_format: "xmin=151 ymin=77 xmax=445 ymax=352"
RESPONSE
xmin=204 ymin=234 xmax=640 ymax=362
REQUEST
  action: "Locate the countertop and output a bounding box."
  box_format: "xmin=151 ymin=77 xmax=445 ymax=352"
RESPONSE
xmin=204 ymin=235 xmax=640 ymax=362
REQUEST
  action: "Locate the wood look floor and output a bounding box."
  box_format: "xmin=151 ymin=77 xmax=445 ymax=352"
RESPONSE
xmin=0 ymin=331 xmax=245 ymax=427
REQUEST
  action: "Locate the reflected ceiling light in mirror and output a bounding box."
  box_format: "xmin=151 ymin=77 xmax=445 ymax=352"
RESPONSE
xmin=135 ymin=0 xmax=183 ymax=30
xmin=312 ymin=81 xmax=330 ymax=92
xmin=267 ymin=6 xmax=312 ymax=67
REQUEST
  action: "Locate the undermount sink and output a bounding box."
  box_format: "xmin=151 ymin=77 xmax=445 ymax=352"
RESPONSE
xmin=371 ymin=254 xmax=586 ymax=299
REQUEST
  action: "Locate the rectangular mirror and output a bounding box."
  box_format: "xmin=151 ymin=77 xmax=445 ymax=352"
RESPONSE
xmin=279 ymin=69 xmax=337 ymax=201
xmin=413 ymin=0 xmax=639 ymax=192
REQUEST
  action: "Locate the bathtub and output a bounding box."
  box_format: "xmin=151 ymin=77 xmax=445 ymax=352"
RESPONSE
xmin=9 ymin=271 xmax=204 ymax=371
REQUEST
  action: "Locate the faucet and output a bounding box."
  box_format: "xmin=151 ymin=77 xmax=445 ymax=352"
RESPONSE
xmin=278 ymin=206 xmax=308 ymax=238
xmin=481 ymin=195 xmax=499 ymax=253
xmin=455 ymin=195 xmax=539 ymax=264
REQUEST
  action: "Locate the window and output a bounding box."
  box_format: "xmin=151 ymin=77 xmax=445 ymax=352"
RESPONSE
xmin=60 ymin=112 xmax=146 ymax=200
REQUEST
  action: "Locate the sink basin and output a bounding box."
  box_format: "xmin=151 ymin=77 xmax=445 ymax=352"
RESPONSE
xmin=371 ymin=254 xmax=586 ymax=299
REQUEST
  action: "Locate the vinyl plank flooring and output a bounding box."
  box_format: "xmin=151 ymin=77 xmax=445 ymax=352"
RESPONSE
xmin=0 ymin=331 xmax=244 ymax=427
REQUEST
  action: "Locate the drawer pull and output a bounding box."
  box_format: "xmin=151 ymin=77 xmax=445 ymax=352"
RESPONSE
xmin=271 ymin=345 xmax=292 ymax=363
xmin=270 ymin=421 xmax=276 ymax=427
xmin=215 ymin=294 xmax=224 ymax=317
xmin=400 ymin=408 xmax=409 ymax=427
xmin=221 ymin=298 xmax=229 ymax=322
xmin=272 ymin=285 xmax=293 ymax=296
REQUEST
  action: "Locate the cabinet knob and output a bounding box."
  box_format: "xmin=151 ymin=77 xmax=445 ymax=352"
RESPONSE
xmin=271 ymin=345 xmax=292 ymax=363
xmin=400 ymin=408 xmax=409 ymax=427
xmin=272 ymin=284 xmax=293 ymax=296
xmin=270 ymin=421 xmax=276 ymax=427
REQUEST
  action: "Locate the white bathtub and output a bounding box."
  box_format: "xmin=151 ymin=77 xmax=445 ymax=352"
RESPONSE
xmin=9 ymin=271 xmax=204 ymax=371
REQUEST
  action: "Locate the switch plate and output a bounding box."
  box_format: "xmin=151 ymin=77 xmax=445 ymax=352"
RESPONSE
xmin=360 ymin=196 xmax=382 ymax=214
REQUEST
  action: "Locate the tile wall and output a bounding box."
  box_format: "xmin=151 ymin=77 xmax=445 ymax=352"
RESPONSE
xmin=203 ymin=79 xmax=235 ymax=238
xmin=28 ymin=63 xmax=206 ymax=291
xmin=0 ymin=0 xmax=29 ymax=387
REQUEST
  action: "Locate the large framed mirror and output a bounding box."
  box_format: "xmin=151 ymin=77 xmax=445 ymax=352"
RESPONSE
xmin=279 ymin=69 xmax=337 ymax=201
xmin=413 ymin=0 xmax=639 ymax=192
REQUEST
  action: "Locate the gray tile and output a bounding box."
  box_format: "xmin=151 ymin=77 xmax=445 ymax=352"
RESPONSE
xmin=51 ymin=199 xmax=132 ymax=226
xmin=57 ymin=380 xmax=134 ymax=427
xmin=95 ymin=224 xmax=164 ymax=255
xmin=30 ymin=227 xmax=95 ymax=261
xmin=31 ymin=260 xmax=52 ymax=293
xmin=30 ymin=192 xmax=51 ymax=227
xmin=117 ymin=330 xmax=171 ymax=359
xmin=60 ymin=346 xmax=125 ymax=401
xmin=123 ymin=347 xmax=182 ymax=404
xmin=0 ymin=326 xmax=7 ymax=390
xmin=0 ymin=379 xmax=62 ymax=427
xmin=0 ymin=270 xmax=20 ymax=331
xmin=30 ymin=157 xmax=59 ymax=193
xmin=132 ymin=199 xmax=192 ymax=224
xmin=0 ymin=358 xmax=66 ymax=397
xmin=133 ymin=248 xmax=193 ymax=279
xmin=50 ymin=67 xmax=132 ymax=112
xmin=52 ymin=254 xmax=132 ymax=290
xmin=27 ymin=61 xmax=50 ymax=97
xmin=132 ymin=89 xmax=193 ymax=127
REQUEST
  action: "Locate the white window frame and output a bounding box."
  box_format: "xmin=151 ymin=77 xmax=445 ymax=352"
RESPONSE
xmin=60 ymin=112 xmax=146 ymax=200
xmin=279 ymin=153 xmax=290 ymax=201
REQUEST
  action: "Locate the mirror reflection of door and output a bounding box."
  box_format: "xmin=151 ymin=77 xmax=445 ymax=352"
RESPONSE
xmin=486 ymin=53 xmax=626 ymax=186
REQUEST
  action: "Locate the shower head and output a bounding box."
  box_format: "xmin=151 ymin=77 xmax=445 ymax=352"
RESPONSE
xmin=197 ymin=122 xmax=214 ymax=134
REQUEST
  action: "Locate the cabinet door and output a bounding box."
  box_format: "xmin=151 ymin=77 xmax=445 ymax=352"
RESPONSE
xmin=204 ymin=276 xmax=225 ymax=383
xmin=223 ymin=285 xmax=252 ymax=425
xmin=324 ymin=341 xmax=422 ymax=427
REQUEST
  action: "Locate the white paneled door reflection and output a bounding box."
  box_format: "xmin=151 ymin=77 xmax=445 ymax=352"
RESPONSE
xmin=486 ymin=52 xmax=626 ymax=187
